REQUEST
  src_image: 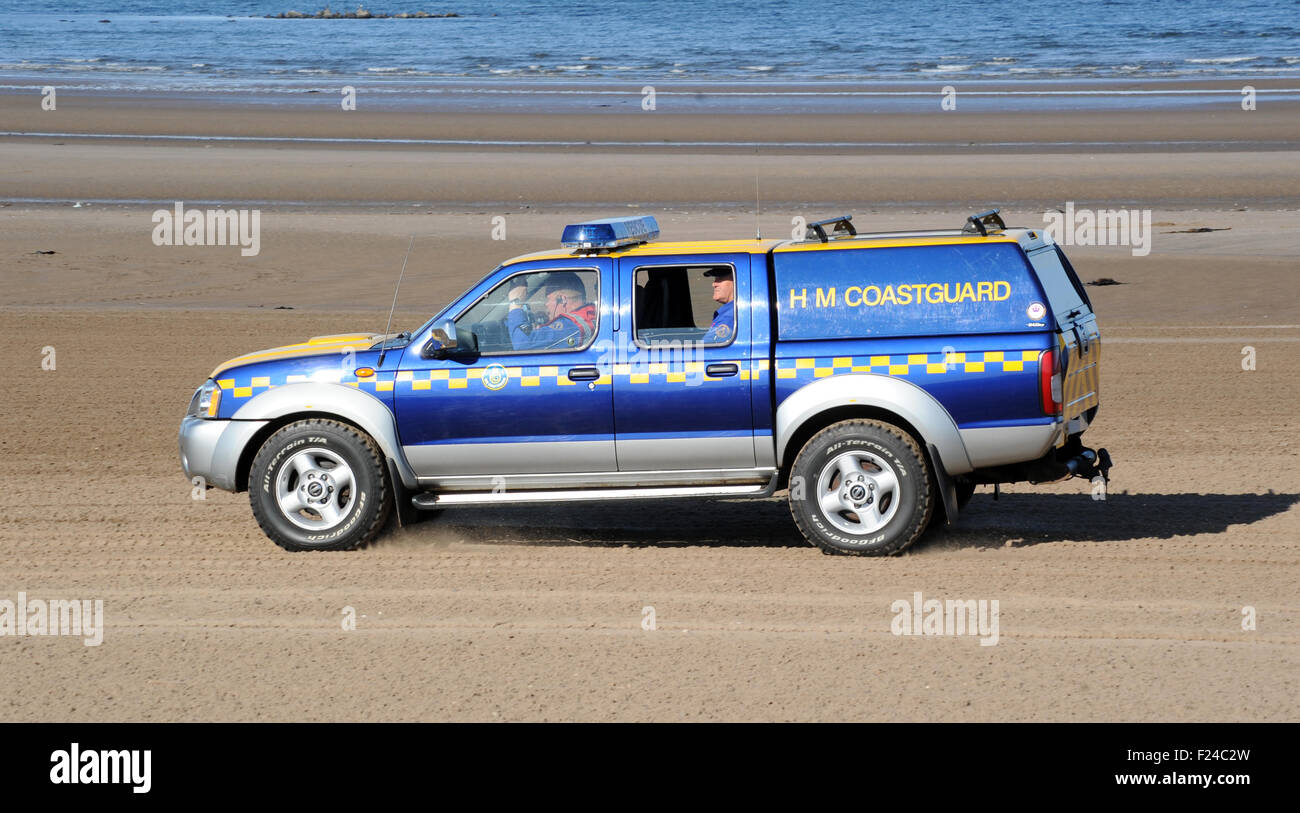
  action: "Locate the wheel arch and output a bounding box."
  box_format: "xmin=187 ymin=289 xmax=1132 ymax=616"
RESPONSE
xmin=231 ymin=383 xmax=418 ymax=491
xmin=774 ymin=374 xmax=973 ymax=486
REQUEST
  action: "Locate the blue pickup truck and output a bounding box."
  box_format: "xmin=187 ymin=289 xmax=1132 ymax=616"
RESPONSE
xmin=180 ymin=210 xmax=1110 ymax=555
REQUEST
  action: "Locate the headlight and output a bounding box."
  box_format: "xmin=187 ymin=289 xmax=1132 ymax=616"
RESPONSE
xmin=190 ymin=380 xmax=221 ymax=418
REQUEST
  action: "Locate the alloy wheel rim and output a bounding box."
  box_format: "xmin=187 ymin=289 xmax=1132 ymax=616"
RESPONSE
xmin=815 ymin=450 xmax=901 ymax=536
xmin=274 ymin=447 xmax=356 ymax=531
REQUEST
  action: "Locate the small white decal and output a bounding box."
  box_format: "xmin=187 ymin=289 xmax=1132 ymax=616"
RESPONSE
xmin=482 ymin=364 xmax=509 ymax=390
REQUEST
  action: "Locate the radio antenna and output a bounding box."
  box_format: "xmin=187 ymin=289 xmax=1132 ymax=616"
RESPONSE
xmin=754 ymin=147 xmax=762 ymax=240
xmin=377 ymin=235 xmax=415 ymax=368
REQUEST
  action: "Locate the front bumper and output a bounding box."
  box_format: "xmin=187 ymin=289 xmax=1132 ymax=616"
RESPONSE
xmin=178 ymin=416 xmax=270 ymax=492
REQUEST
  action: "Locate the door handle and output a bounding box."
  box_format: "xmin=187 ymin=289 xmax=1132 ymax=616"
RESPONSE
xmin=567 ymin=366 xmax=600 ymax=381
xmin=706 ymin=363 xmax=739 ymax=377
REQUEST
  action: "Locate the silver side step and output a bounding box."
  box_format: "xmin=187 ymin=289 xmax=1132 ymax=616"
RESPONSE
xmin=412 ymin=480 xmax=777 ymax=509
xmin=418 ymin=466 xmax=776 ymax=492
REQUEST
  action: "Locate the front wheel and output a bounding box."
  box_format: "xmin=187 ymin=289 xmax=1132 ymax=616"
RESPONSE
xmin=788 ymin=419 xmax=933 ymax=556
xmin=249 ymin=419 xmax=392 ymax=551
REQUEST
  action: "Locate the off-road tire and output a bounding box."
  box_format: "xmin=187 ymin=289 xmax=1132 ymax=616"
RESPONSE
xmin=788 ymin=419 xmax=933 ymax=556
xmin=249 ymin=419 xmax=392 ymax=551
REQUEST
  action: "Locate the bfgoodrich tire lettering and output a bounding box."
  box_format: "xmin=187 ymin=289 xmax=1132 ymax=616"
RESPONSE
xmin=249 ymin=419 xmax=392 ymax=551
xmin=788 ymin=419 xmax=933 ymax=556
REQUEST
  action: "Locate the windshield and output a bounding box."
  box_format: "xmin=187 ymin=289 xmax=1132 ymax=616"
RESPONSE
xmin=404 ymin=265 xmax=504 ymax=343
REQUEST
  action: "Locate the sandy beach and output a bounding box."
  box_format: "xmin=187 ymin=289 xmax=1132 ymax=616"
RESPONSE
xmin=1 ymin=90 xmax=1297 ymax=721
xmin=5 ymin=86 xmax=1300 ymax=146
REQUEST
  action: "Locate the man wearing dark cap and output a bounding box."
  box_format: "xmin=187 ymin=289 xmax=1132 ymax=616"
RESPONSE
xmin=701 ymin=267 xmax=735 ymax=344
xmin=506 ymin=271 xmax=597 ymax=351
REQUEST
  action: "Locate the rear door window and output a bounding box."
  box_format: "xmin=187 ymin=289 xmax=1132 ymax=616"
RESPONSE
xmin=1026 ymin=245 xmax=1092 ymax=323
xmin=633 ymin=264 xmax=736 ymax=347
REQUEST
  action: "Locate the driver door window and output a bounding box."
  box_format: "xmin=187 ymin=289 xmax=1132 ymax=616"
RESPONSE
xmin=456 ymin=268 xmax=599 ymax=355
xmin=393 ymin=262 xmax=615 ymax=479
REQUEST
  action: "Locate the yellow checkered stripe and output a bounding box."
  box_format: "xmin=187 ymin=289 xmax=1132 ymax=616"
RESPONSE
xmin=394 ymin=366 xmax=609 ymax=389
xmin=774 ymin=350 xmax=1040 ymax=380
xmin=608 ymin=359 xmax=769 ymax=384
xmin=394 ymin=362 xmax=769 ymax=388
xmin=217 ymin=359 xmax=776 ymax=396
xmin=216 ymin=375 xmax=277 ymax=399
xmin=216 ymin=372 xmax=397 ymax=397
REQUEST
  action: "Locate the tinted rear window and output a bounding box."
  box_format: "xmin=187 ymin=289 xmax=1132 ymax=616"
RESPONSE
xmin=1025 ymin=244 xmax=1092 ymax=323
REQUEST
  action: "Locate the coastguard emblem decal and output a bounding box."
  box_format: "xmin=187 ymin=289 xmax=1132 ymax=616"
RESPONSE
xmin=482 ymin=363 xmax=509 ymax=390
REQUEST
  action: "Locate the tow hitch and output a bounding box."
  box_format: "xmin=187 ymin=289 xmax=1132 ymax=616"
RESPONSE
xmin=1065 ymin=446 xmax=1112 ymax=484
xmin=965 ymin=439 xmax=1114 ymax=487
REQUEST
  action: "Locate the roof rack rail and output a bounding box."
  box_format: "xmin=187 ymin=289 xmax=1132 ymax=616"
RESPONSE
xmin=962 ymin=209 xmax=1006 ymax=236
xmin=852 ymin=228 xmax=967 ymax=240
xmin=805 ymin=215 xmax=856 ymax=243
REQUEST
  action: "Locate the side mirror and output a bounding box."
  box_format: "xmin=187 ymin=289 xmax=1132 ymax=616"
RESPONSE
xmin=421 ymin=319 xmax=460 ymax=360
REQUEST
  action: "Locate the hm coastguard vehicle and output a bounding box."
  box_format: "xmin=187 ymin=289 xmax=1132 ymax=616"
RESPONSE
xmin=180 ymin=210 xmax=1111 ymax=555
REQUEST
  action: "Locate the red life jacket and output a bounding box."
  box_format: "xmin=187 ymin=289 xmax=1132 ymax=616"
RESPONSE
xmin=556 ymin=303 xmax=597 ymax=339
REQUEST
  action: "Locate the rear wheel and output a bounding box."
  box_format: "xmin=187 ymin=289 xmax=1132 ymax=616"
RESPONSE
xmin=249 ymin=419 xmax=392 ymax=551
xmin=788 ymin=419 xmax=933 ymax=556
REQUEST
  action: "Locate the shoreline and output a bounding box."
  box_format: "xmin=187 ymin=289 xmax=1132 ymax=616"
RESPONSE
xmin=2 ymin=95 xmax=1297 ymax=156
xmin=3 ymin=76 xmax=1300 ymax=114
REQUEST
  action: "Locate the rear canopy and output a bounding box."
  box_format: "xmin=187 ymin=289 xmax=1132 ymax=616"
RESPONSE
xmin=774 ymin=242 xmax=1050 ymax=339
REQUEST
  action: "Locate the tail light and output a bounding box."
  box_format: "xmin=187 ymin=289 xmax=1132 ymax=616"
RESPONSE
xmin=1039 ymin=348 xmax=1062 ymax=416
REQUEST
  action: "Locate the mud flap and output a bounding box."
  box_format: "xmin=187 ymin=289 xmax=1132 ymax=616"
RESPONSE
xmin=927 ymin=443 xmax=959 ymax=525
xmin=386 ymin=457 xmax=425 ymax=528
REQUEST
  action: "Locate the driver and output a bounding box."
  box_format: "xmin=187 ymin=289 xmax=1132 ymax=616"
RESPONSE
xmin=506 ymin=271 xmax=597 ymax=351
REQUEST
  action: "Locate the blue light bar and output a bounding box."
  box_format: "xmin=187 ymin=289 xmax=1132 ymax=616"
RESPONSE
xmin=561 ymin=215 xmax=660 ymax=250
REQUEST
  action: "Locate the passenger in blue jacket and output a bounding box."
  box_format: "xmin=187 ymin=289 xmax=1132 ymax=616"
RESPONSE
xmin=506 ymin=271 xmax=597 ymax=351
xmin=702 ymin=266 xmax=735 ymax=344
